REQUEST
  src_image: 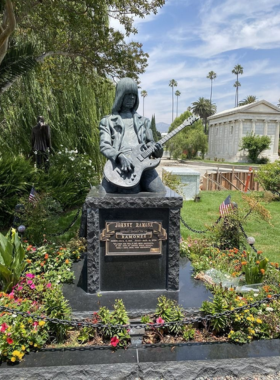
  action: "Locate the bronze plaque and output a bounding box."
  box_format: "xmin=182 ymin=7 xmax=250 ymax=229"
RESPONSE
xmin=100 ymin=221 xmax=167 ymax=256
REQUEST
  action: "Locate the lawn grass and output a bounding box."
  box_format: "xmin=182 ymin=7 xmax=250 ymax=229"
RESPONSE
xmin=180 ymin=190 xmax=280 ymax=263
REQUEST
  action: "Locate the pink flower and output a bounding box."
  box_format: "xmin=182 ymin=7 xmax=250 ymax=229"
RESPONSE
xmin=30 ymin=284 xmax=36 ymax=289
xmin=26 ymin=273 xmax=35 ymax=279
xmin=32 ymin=247 xmax=37 ymax=251
xmin=27 ymin=280 xmax=33 ymax=285
xmin=33 ymin=321 xmax=39 ymax=327
xmin=156 ymin=317 xmax=165 ymax=324
xmin=9 ymin=292 xmax=14 ymax=297
xmin=17 ymin=286 xmax=23 ymax=290
xmin=6 ymin=337 xmax=13 ymax=344
xmin=0 ymin=323 xmax=8 ymax=332
xmin=110 ymin=336 xmax=120 ymax=347
xmin=46 ymin=283 xmax=52 ymax=288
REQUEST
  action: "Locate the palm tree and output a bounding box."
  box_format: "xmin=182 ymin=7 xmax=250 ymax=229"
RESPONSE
xmin=191 ymin=97 xmax=216 ymax=134
xmin=233 ymin=81 xmax=241 ymax=107
xmin=239 ymin=95 xmax=257 ymax=106
xmin=175 ymin=90 xmax=181 ymax=118
xmin=206 ymin=71 xmax=217 ymax=106
xmin=232 ymin=64 xmax=243 ymax=106
xmin=169 ymin=79 xmax=177 ymax=122
xmin=140 ymin=90 xmax=147 ymax=116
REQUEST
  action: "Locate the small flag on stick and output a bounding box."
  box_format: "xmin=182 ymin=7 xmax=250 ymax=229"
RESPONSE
xmin=219 ymin=195 xmax=232 ymax=217
xmin=29 ymin=186 xmax=37 ymax=203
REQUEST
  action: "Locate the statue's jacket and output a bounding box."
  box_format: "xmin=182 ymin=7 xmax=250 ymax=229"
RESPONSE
xmin=99 ymin=112 xmax=154 ymax=161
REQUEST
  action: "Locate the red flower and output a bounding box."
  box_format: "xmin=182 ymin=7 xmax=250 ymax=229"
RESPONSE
xmin=0 ymin=323 xmax=8 ymax=332
xmin=156 ymin=317 xmax=165 ymax=324
xmin=6 ymin=338 xmax=13 ymax=344
xmin=110 ymin=336 xmax=119 ymax=347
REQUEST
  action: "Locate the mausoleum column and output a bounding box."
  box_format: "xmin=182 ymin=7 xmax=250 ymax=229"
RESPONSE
xmin=252 ymin=119 xmax=255 ymax=134
xmin=274 ymin=121 xmax=279 ymax=154
xmin=238 ymin=119 xmax=243 ymax=139
xmin=264 ymin=119 xmax=268 ymax=136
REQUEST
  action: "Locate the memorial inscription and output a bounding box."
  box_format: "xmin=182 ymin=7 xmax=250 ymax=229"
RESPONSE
xmin=100 ymin=221 xmax=167 ymax=256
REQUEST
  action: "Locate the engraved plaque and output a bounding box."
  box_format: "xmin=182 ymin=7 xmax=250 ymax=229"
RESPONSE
xmin=100 ymin=221 xmax=167 ymax=256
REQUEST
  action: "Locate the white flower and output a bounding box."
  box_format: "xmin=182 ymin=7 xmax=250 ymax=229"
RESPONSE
xmin=56 ymin=280 xmax=60 ymax=283
xmin=58 ymin=151 xmax=61 ymax=154
xmin=58 ymin=275 xmax=62 ymax=279
xmin=257 ymin=310 xmax=263 ymax=315
xmin=266 ymin=307 xmax=273 ymax=312
xmin=12 ymin=314 xmax=17 ymax=318
xmin=67 ymin=268 xmax=70 ymax=271
xmin=36 ymin=267 xmax=40 ymax=271
xmin=254 ymin=294 xmax=258 ymax=297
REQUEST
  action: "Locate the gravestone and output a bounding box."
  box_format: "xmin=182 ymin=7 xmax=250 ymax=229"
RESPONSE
xmin=162 ymin=167 xmax=200 ymax=200
xmin=81 ymin=185 xmax=182 ymax=293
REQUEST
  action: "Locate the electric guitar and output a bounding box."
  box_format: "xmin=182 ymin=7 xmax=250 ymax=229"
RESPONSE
xmin=103 ymin=115 xmax=200 ymax=188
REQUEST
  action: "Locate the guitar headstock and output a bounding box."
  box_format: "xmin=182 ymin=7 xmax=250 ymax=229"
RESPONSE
xmin=184 ymin=115 xmax=200 ymax=126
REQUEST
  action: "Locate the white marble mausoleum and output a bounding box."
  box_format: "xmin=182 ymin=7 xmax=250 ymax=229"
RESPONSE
xmin=207 ymin=100 xmax=280 ymax=162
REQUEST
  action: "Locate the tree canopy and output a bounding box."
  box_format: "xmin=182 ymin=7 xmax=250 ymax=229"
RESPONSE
xmin=240 ymin=133 xmax=271 ymax=163
xmin=12 ymin=0 xmax=165 ymax=80
xmin=166 ymin=110 xmax=208 ymax=159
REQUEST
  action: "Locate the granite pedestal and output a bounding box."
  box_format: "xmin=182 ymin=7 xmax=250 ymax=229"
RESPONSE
xmin=80 ymin=186 xmax=183 ymax=293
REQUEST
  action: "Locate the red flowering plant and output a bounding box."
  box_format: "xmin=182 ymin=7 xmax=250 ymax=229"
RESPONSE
xmin=77 ymin=299 xmax=131 ymax=348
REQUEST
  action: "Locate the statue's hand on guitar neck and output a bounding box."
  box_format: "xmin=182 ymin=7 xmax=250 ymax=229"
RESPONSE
xmin=141 ymin=142 xmax=163 ymax=158
xmin=118 ymin=153 xmax=134 ymax=172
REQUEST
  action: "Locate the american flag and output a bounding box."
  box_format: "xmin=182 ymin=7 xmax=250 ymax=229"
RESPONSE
xmin=219 ymin=195 xmax=232 ymax=217
xmin=29 ymin=187 xmax=36 ymax=203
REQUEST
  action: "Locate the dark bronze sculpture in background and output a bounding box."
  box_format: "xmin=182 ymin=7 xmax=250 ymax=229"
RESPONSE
xmin=99 ymin=77 xmax=165 ymax=193
xmin=31 ymin=116 xmax=51 ymax=172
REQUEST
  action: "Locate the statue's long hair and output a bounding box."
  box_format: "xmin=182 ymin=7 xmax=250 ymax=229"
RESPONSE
xmin=112 ymin=78 xmax=139 ymax=114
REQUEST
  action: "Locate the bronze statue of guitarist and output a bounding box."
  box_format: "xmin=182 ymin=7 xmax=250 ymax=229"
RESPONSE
xmin=100 ymin=77 xmax=165 ymax=194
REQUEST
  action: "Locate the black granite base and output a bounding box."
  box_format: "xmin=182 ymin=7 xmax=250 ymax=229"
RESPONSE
xmin=1 ymin=340 xmax=280 ymax=379
xmin=63 ymin=256 xmax=212 ymax=317
xmin=82 ymin=186 xmax=183 ymax=293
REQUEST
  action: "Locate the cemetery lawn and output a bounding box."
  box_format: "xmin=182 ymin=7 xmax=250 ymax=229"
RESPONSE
xmin=180 ymin=190 xmax=280 ymax=263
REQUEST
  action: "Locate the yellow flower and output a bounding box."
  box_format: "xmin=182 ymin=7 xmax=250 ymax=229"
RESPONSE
xmin=11 ymin=357 xmax=16 ymax=362
xmin=21 ymin=345 xmax=26 ymax=351
xmin=39 ymin=321 xmax=45 ymax=326
xmin=34 ymin=343 xmax=37 ymax=347
xmin=256 ymin=318 xmax=262 ymax=324
xmin=248 ymin=335 xmax=252 ymax=339
xmin=20 ymin=324 xmax=25 ymax=329
xmin=244 ymin=309 xmax=249 ymax=313
xmin=12 ymin=350 xmax=21 ymax=357
xmin=29 ymin=341 xmax=33 ymax=345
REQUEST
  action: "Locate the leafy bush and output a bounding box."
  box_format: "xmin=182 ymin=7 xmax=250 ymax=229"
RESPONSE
xmin=240 ymin=133 xmax=271 ymax=163
xmin=0 ymin=229 xmax=26 ymax=292
xmin=20 ymin=193 xmax=63 ymax=246
xmin=256 ymin=161 xmax=280 ymax=194
xmin=0 ymin=155 xmax=35 ymax=228
xmin=37 ymin=148 xmax=99 ymax=209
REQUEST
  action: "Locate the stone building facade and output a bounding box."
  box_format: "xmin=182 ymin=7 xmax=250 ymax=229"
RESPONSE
xmin=207 ymin=100 xmax=280 ymax=162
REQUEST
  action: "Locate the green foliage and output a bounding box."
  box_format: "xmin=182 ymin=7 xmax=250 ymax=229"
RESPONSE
xmin=23 ymin=242 xmax=82 ymax=284
xmin=150 ymin=114 xmax=159 ymax=142
xmin=38 ymin=148 xmax=99 ymax=209
xmin=0 ymin=229 xmax=26 ymax=292
xmin=240 ymin=133 xmax=271 ymax=163
xmin=242 ymin=250 xmax=269 ymax=285
xmin=19 ymin=193 xmax=63 ymax=246
xmin=191 ymin=98 xmax=216 ymax=133
xmin=0 ymin=41 xmax=38 ymax=93
xmin=210 ymin=212 xmax=244 ymax=250
xmin=182 ymin=325 xmax=195 ymax=341
xmin=239 ymin=96 xmax=257 ymax=106
xmin=0 ymin=68 xmax=114 ymax=177
xmin=166 ymin=110 xmax=207 ymax=159
xmin=14 ymin=0 xmax=165 ymax=79
xmin=0 ymin=154 xmax=35 ymax=228
xmin=155 ymin=296 xmax=184 ymax=334
xmin=0 ymin=275 xmax=72 ymax=362
xmin=77 ymin=299 xmax=131 ymax=348
xmin=256 ymin=161 xmax=280 ymax=194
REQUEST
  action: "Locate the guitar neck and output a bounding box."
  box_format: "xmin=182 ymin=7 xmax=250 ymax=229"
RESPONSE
xmin=141 ymin=116 xmax=199 ymax=159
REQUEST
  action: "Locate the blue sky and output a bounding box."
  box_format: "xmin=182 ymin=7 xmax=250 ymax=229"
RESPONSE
xmin=112 ymin=0 xmax=280 ymax=125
